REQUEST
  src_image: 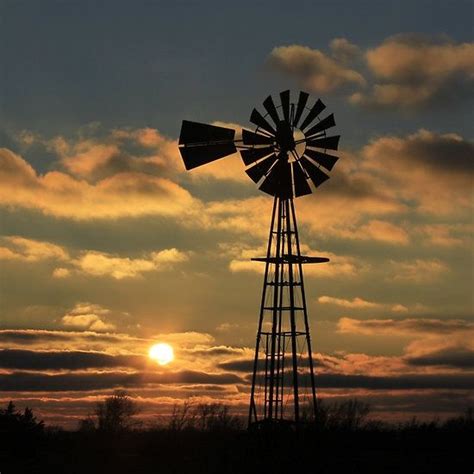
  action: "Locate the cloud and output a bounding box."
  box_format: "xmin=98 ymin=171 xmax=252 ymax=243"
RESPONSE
xmin=61 ymin=314 xmax=116 ymax=332
xmin=220 ymin=351 xmax=474 ymax=388
xmin=319 ymin=296 xmax=384 ymax=310
xmin=389 ymin=258 xmax=448 ymax=282
xmin=349 ymin=220 xmax=409 ymax=245
xmin=60 ymin=302 xmax=116 ymax=332
xmin=267 ymin=44 xmax=366 ymax=93
xmin=0 ymin=147 xmax=196 ymax=220
xmin=0 ymin=329 xmax=146 ymax=354
xmin=0 ymin=235 xmax=189 ymax=280
xmin=71 ymin=248 xmax=188 ymax=279
xmin=407 ymin=347 xmax=474 ymax=369
xmin=350 ymin=34 xmax=474 ymax=108
xmin=35 ymin=126 xmax=182 ymax=181
xmin=361 ymin=129 xmax=473 ymax=215
xmin=267 ymin=35 xmax=473 ymax=109
xmin=416 ymin=224 xmax=472 ymax=248
xmin=52 ymin=267 xmax=71 ymax=278
xmin=0 ymin=349 xmax=146 ymax=371
xmin=0 ymin=370 xmax=243 ymax=392
xmin=150 ymin=331 xmax=215 ymax=348
xmin=329 ymin=38 xmax=361 ymax=63
xmin=311 ymin=373 xmax=474 ymax=390
xmin=224 ymin=242 xmax=364 ymax=279
xmin=0 ymin=236 xmax=68 ymax=262
xmin=337 ymin=317 xmax=474 ymax=337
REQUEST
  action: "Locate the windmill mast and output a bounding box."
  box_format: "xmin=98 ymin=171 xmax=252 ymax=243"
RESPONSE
xmin=178 ymin=90 xmax=340 ymax=429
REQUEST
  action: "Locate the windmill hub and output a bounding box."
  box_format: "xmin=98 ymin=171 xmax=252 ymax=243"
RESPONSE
xmin=178 ymin=90 xmax=341 ymax=428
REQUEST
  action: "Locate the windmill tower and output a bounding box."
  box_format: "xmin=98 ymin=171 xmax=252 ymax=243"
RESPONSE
xmin=178 ymin=90 xmax=340 ymax=428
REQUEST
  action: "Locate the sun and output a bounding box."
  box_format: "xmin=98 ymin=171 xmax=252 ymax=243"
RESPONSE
xmin=149 ymin=343 xmax=174 ymax=366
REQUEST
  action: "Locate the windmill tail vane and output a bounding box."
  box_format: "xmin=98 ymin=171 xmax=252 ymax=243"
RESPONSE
xmin=178 ymin=90 xmax=341 ymax=428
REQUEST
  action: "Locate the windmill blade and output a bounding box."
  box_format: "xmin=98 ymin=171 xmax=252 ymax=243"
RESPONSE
xmin=250 ymin=108 xmax=276 ymax=135
xmin=263 ymin=95 xmax=281 ymax=126
xmin=240 ymin=146 xmax=274 ymax=166
xmin=292 ymin=161 xmax=312 ymax=197
xmin=293 ymin=91 xmax=309 ymax=128
xmin=180 ymin=143 xmax=237 ymax=170
xmin=242 ymin=129 xmax=274 ymax=145
xmin=306 ymin=135 xmax=340 ymax=151
xmin=304 ymin=113 xmax=336 ymax=138
xmin=259 ymin=159 xmax=292 ymax=198
xmin=179 ymin=120 xmax=235 ymax=145
xmin=300 ymin=156 xmax=330 ymax=188
xmin=304 ymin=148 xmax=339 ymax=171
xmin=299 ymin=99 xmax=326 ymax=131
xmin=245 ymin=154 xmax=277 ymax=183
xmin=280 ymin=90 xmax=291 ymax=123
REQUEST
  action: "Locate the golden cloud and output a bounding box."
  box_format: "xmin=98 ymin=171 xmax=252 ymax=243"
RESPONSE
xmin=0 ymin=236 xmax=69 ymax=262
xmin=0 ymin=148 xmax=196 ymax=220
xmin=351 ymin=35 xmax=474 ymax=107
xmin=319 ymin=296 xmax=384 ymax=309
xmin=69 ymin=248 xmax=189 ymax=279
xmin=60 ymin=302 xmax=116 ymax=332
xmin=225 ymin=242 xmax=366 ymax=279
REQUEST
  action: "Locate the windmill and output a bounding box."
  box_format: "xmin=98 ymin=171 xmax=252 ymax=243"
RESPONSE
xmin=178 ymin=90 xmax=340 ymax=428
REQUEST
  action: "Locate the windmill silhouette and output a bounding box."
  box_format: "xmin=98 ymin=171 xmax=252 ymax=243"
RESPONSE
xmin=178 ymin=90 xmax=340 ymax=428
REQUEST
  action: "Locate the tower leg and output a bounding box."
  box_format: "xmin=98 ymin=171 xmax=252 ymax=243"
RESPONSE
xmin=290 ymin=199 xmax=318 ymax=418
xmin=248 ymin=197 xmax=277 ymax=427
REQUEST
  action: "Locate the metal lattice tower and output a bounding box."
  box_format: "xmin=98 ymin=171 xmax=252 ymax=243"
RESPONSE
xmin=178 ymin=90 xmax=341 ymax=429
xmin=248 ymin=197 xmax=326 ymax=426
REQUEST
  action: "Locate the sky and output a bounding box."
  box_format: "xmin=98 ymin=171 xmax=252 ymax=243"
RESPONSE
xmin=0 ymin=0 xmax=473 ymax=428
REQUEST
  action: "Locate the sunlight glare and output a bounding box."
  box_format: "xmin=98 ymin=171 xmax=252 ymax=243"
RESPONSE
xmin=149 ymin=343 xmax=174 ymax=365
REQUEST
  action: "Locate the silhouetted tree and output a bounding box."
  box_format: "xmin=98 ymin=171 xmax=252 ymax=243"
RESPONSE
xmin=168 ymin=400 xmax=196 ymax=432
xmin=196 ymin=403 xmax=242 ymax=431
xmin=314 ymin=399 xmax=371 ymax=431
xmin=167 ymin=402 xmax=242 ymax=432
xmin=0 ymin=401 xmax=44 ymax=436
xmin=94 ymin=390 xmax=140 ymax=433
xmin=78 ymin=415 xmax=96 ymax=432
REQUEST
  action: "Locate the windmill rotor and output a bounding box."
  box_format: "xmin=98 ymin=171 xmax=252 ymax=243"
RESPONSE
xmin=178 ymin=90 xmax=340 ymax=198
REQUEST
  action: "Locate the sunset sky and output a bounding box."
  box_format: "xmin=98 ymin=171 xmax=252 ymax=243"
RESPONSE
xmin=1 ymin=0 xmax=473 ymax=428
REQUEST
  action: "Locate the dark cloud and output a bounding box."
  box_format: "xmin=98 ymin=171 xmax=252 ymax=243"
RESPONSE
xmin=338 ymin=317 xmax=474 ymax=336
xmin=382 ymin=132 xmax=474 ymax=176
xmin=407 ymin=348 xmax=474 ymax=369
xmin=218 ymin=357 xmax=329 ymax=373
xmin=314 ymin=374 xmax=474 ymax=390
xmin=0 ymin=349 xmax=146 ymax=370
xmin=0 ymin=370 xmax=243 ymax=391
xmin=0 ymin=329 xmax=132 ymax=345
xmin=218 ymin=359 xmax=254 ymax=372
xmin=219 ymin=349 xmax=474 ymax=389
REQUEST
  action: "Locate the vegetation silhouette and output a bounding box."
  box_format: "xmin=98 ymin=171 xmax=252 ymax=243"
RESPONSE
xmin=1 ymin=394 xmax=472 ymax=473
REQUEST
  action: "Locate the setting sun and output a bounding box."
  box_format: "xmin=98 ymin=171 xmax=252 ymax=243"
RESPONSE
xmin=149 ymin=343 xmax=174 ymax=365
